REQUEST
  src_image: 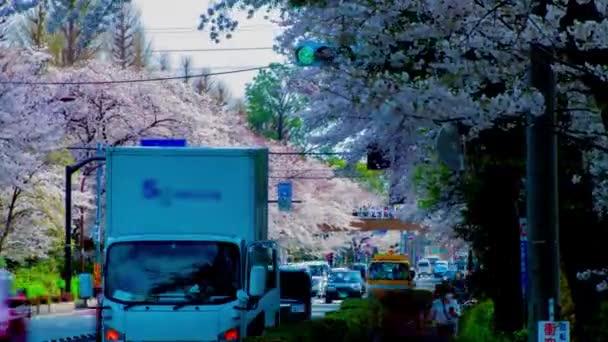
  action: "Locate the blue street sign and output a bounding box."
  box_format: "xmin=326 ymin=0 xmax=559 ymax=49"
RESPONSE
xmin=519 ymin=218 xmax=528 ymax=299
xmin=277 ymin=181 xmax=293 ymax=212
xmin=140 ymin=139 xmax=187 ymax=147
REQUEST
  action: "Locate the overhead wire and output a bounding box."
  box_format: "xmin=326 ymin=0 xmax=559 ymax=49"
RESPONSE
xmin=150 ymin=47 xmax=274 ymax=53
xmin=0 ymin=66 xmax=268 ymax=86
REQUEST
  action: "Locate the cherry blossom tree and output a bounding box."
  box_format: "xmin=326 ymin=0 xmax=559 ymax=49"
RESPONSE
xmin=49 ymin=61 xmax=210 ymax=240
xmin=0 ymin=48 xmax=67 ymax=259
xmin=201 ymin=0 xmax=608 ymax=261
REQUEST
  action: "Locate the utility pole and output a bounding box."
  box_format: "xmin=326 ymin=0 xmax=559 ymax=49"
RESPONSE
xmin=277 ymin=108 xmax=284 ymax=141
xmin=526 ymin=42 xmax=560 ymax=342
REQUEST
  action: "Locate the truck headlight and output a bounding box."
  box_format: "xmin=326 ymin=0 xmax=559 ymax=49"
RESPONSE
xmin=218 ymin=327 xmax=239 ymax=341
xmin=104 ymin=327 xmax=125 ymax=342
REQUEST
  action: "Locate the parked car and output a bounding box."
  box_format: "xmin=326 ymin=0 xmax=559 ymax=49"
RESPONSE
xmin=325 ymin=270 xmax=364 ymax=303
xmin=279 ymin=266 xmax=312 ymax=322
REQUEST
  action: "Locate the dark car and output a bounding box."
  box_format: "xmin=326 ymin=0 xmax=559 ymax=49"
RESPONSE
xmin=279 ymin=267 xmax=312 ymax=322
xmin=442 ymin=270 xmax=457 ymax=281
xmin=325 ymin=270 xmax=364 ymax=303
xmin=350 ymin=263 xmax=367 ymax=280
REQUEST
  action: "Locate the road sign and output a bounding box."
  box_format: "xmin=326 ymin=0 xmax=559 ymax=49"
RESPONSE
xmin=277 ymin=181 xmax=292 ymax=212
xmin=520 ymin=218 xmax=528 ymax=299
xmin=140 ymin=139 xmax=187 ymax=147
xmin=538 ymin=321 xmax=569 ymax=342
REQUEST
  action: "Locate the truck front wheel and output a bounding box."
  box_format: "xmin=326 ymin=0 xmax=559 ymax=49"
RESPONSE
xmin=246 ymin=313 xmax=265 ymax=336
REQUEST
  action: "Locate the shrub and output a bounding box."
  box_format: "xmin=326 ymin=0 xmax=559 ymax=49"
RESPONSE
xmin=13 ymin=260 xmax=80 ymax=302
xmin=246 ymin=298 xmax=381 ymax=342
xmin=457 ymin=299 xmax=527 ymax=342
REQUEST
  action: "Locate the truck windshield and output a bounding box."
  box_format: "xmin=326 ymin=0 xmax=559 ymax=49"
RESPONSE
xmin=105 ymin=241 xmax=240 ymax=304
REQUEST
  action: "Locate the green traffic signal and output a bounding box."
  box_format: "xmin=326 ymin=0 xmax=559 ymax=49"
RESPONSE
xmin=296 ymin=45 xmax=316 ymax=66
xmin=294 ymin=42 xmax=354 ymax=67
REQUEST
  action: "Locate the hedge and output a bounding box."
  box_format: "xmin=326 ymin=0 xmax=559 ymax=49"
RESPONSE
xmin=247 ymin=290 xmax=435 ymax=342
xmin=246 ymin=298 xmax=382 ymax=342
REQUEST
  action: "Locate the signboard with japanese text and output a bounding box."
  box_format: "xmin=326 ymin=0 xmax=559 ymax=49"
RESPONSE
xmin=519 ymin=218 xmax=528 ymax=299
xmin=538 ymin=321 xmax=570 ymax=342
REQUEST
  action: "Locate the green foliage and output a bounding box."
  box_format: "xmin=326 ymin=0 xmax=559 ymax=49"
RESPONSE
xmin=583 ymin=300 xmax=608 ymax=342
xmin=457 ymin=300 xmax=527 ymax=342
xmin=246 ymin=299 xmax=381 ymax=342
xmin=560 ymin=268 xmax=576 ymax=327
xmin=245 ymin=63 xmax=307 ymax=144
xmin=12 ymin=259 xmax=79 ymax=300
xmin=411 ymin=159 xmax=451 ymax=209
xmin=326 ymin=157 xmax=387 ymax=194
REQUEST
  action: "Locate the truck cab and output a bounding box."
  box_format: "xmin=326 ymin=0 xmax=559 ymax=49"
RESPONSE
xmin=80 ymin=146 xmax=280 ymax=341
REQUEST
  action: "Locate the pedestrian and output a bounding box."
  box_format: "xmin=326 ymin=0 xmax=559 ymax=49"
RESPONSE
xmin=430 ymin=284 xmax=461 ymax=340
xmin=452 ymin=271 xmax=467 ymax=302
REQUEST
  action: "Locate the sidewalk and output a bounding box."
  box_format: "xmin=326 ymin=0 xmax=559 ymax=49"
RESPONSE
xmin=30 ymin=298 xmax=98 ymax=316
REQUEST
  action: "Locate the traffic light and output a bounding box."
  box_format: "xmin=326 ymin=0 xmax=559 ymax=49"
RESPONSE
xmin=294 ymin=41 xmax=354 ymax=67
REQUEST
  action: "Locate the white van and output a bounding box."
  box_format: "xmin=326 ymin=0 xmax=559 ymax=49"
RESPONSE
xmin=417 ymin=259 xmax=432 ymax=276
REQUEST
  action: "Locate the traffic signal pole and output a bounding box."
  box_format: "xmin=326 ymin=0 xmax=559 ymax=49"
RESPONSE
xmin=526 ymin=43 xmax=560 ymax=341
xmin=64 ymin=156 xmax=105 ymax=294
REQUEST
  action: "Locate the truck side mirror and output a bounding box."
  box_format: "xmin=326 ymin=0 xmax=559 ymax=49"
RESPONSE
xmin=248 ymin=265 xmax=267 ymax=297
xmin=78 ymin=273 xmax=94 ymax=299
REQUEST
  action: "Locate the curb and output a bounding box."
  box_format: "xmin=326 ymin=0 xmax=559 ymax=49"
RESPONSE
xmin=31 ymin=308 xmax=95 ymax=319
xmin=43 ymin=333 xmax=95 ymax=342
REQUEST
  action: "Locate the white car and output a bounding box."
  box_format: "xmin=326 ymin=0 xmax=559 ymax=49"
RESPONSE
xmin=295 ymin=261 xmax=330 ymax=297
xmin=417 ymin=259 xmax=432 ymax=276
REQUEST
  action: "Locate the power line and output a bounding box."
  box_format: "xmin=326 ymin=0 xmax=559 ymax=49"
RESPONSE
xmin=145 ymin=24 xmax=275 ymax=31
xmin=270 ymin=175 xmax=364 ymax=179
xmin=67 ymin=147 xmax=353 ymax=156
xmin=145 ymin=28 xmax=276 ymax=34
xmin=165 ymin=65 xmax=267 ymax=71
xmin=0 ymin=67 xmax=267 ymax=86
xmin=151 ymin=47 xmax=274 ymax=53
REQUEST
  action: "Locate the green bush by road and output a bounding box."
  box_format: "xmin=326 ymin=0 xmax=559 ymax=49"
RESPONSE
xmin=248 ymin=290 xmax=436 ymax=342
xmin=11 ymin=259 xmax=79 ymax=302
xmin=246 ymin=299 xmax=382 ymax=342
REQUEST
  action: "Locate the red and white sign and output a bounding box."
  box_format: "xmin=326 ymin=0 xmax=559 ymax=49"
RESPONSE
xmin=538 ymin=321 xmax=570 ymax=342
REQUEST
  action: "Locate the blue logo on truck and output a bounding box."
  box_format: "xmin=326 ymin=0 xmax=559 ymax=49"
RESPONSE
xmin=142 ymin=179 xmax=221 ymax=206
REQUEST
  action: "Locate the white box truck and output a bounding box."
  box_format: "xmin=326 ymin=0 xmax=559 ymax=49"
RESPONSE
xmin=80 ymin=145 xmax=280 ymax=341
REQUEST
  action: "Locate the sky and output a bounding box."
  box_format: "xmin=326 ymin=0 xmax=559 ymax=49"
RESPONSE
xmin=133 ymin=0 xmax=285 ymax=99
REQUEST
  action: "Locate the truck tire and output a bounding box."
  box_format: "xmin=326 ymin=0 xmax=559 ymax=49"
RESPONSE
xmin=246 ymin=313 xmax=265 ymax=336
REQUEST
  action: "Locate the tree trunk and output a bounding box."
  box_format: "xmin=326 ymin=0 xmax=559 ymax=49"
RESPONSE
xmin=0 ymin=187 xmax=21 ymax=254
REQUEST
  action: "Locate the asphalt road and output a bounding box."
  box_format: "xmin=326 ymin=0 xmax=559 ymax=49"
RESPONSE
xmin=28 ymin=281 xmax=443 ymax=342
xmin=28 ymin=300 xmax=342 ymax=341
xmin=311 ymin=298 xmax=341 ymax=319
xmin=28 ymin=310 xmax=96 ymax=342
xmin=415 ymin=275 xmax=442 ymax=291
